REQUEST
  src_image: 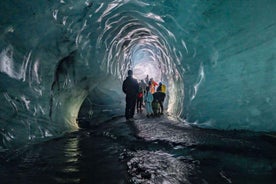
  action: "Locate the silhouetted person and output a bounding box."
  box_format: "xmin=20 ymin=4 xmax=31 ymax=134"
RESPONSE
xmin=137 ymin=82 xmax=144 ymax=113
xmin=140 ymin=79 xmax=147 ymax=94
xmin=122 ymin=70 xmax=139 ymax=120
xmin=144 ymin=86 xmax=154 ymax=117
xmin=145 ymin=75 xmax=149 ymax=84
xmin=155 ymin=82 xmax=166 ymax=114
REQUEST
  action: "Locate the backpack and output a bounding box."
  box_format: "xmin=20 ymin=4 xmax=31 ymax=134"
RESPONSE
xmin=137 ymin=92 xmax=143 ymax=98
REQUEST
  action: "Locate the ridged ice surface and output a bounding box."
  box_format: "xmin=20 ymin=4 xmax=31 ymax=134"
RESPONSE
xmin=1 ymin=0 xmax=276 ymax=149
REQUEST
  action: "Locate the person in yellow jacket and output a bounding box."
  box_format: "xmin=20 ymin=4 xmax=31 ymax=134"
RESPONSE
xmin=156 ymin=82 xmax=166 ymax=114
xmin=157 ymin=82 xmax=166 ymax=93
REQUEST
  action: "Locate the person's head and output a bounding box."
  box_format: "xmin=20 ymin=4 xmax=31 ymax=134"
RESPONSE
xmin=127 ymin=70 xmax=133 ymax=76
xmin=159 ymin=82 xmax=162 ymax=86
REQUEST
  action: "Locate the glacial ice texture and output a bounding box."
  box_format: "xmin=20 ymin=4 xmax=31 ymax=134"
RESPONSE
xmin=0 ymin=0 xmax=276 ymax=149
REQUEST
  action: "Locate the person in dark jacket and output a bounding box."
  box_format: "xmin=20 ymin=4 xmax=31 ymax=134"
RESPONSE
xmin=155 ymin=82 xmax=166 ymax=114
xmin=122 ymin=70 xmax=139 ymax=120
xmin=136 ymin=83 xmax=144 ymax=113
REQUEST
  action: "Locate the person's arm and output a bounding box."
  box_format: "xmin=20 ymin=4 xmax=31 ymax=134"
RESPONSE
xmin=122 ymin=80 xmax=127 ymax=94
xmin=156 ymin=86 xmax=161 ymax=92
xmin=135 ymin=79 xmax=139 ymax=93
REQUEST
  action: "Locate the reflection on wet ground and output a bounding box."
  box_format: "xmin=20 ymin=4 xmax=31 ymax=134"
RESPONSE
xmin=0 ymin=114 xmax=276 ymax=184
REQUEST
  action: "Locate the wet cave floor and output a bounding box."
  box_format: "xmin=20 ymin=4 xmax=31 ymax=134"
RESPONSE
xmin=0 ymin=113 xmax=276 ymax=184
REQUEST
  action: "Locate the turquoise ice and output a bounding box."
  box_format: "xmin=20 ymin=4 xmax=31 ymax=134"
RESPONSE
xmin=0 ymin=0 xmax=276 ymax=149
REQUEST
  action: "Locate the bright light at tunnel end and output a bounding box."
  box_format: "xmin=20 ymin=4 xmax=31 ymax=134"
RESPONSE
xmin=133 ymin=62 xmax=161 ymax=82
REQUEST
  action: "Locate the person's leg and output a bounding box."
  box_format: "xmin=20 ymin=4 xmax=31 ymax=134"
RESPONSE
xmin=125 ymin=97 xmax=130 ymax=119
xmin=136 ymin=98 xmax=139 ymax=112
xmin=159 ymin=101 xmax=163 ymax=113
xmin=149 ymin=102 xmax=154 ymax=115
xmin=139 ymin=98 xmax=142 ymax=110
xmin=152 ymin=101 xmax=156 ymax=116
xmin=145 ymin=102 xmax=150 ymax=117
xmin=160 ymin=93 xmax=165 ymax=114
xmin=130 ymin=96 xmax=136 ymax=118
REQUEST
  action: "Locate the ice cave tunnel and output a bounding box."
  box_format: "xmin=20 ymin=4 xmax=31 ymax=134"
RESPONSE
xmin=1 ymin=0 xmax=276 ymax=150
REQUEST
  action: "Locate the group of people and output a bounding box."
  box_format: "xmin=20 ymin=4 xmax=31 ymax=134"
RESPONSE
xmin=122 ymin=70 xmax=166 ymax=120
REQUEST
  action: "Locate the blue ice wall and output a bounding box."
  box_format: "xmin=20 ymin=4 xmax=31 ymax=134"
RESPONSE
xmin=0 ymin=0 xmax=276 ymax=149
xmin=180 ymin=0 xmax=276 ymax=130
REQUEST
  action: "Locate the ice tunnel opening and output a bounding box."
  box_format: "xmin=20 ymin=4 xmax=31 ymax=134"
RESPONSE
xmin=0 ymin=0 xmax=188 ymax=149
xmin=77 ymin=39 xmax=183 ymax=127
xmin=131 ymin=44 xmax=161 ymax=82
xmin=75 ymin=2 xmax=185 ymax=126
